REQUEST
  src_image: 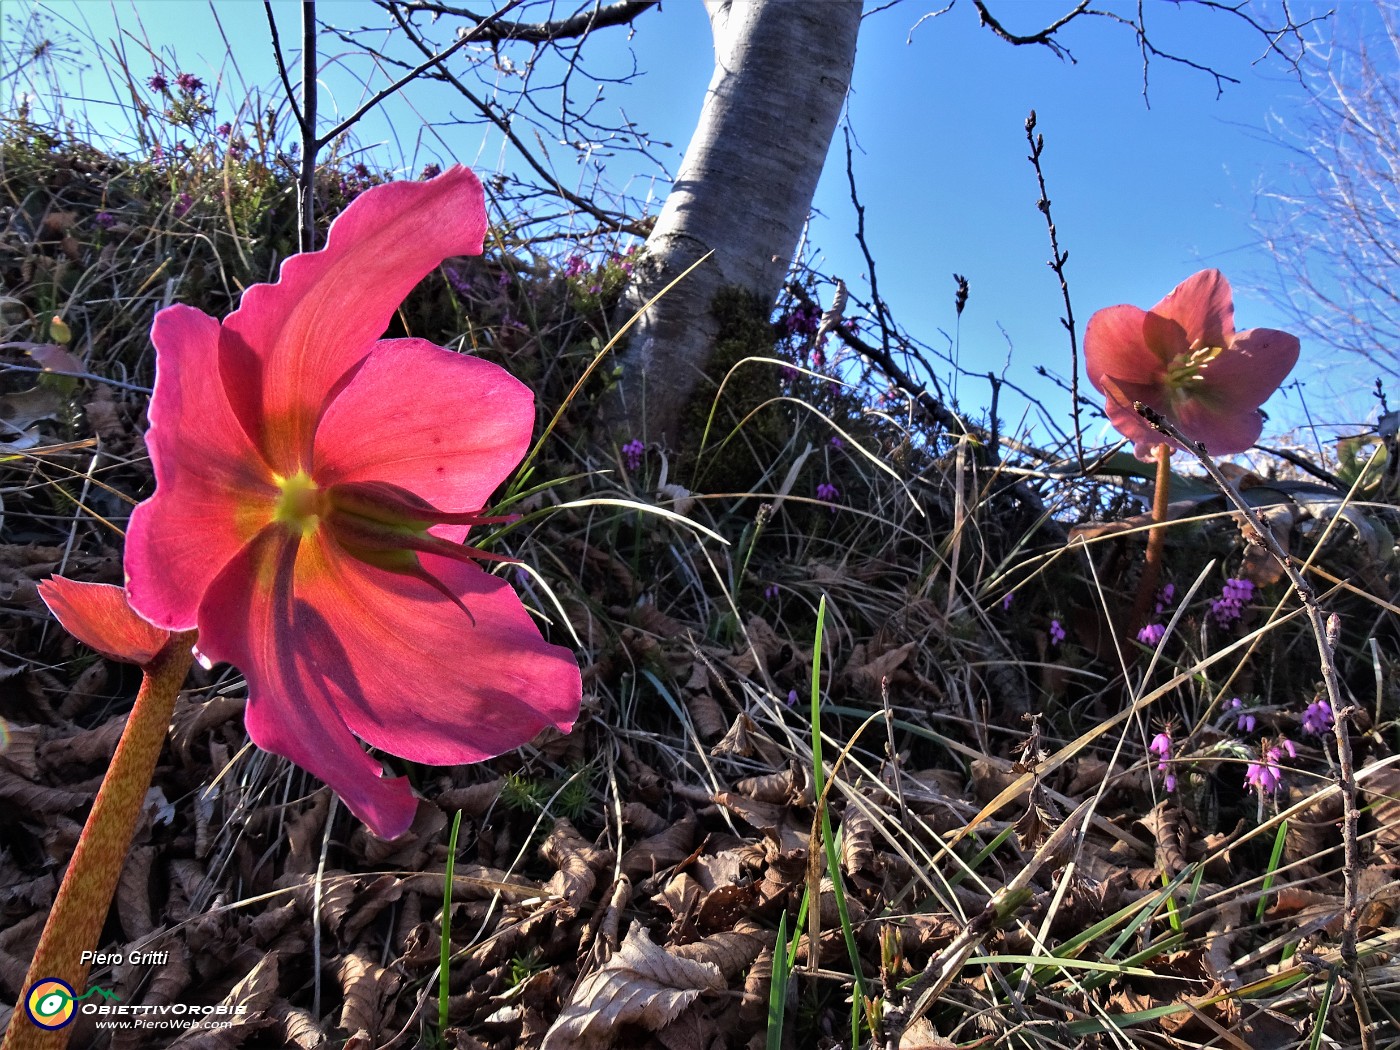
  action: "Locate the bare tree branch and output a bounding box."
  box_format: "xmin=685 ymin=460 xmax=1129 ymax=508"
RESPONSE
xmin=969 ymin=0 xmax=1327 ymax=100
xmin=399 ymin=0 xmax=657 ymax=42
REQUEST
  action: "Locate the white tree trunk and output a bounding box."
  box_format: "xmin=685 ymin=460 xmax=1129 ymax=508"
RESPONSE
xmin=606 ymin=0 xmax=861 ymax=445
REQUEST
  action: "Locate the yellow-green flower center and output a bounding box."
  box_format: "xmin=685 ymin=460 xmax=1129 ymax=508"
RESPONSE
xmin=273 ymin=471 xmax=325 ymax=537
xmin=1166 ymin=341 xmax=1224 ymax=393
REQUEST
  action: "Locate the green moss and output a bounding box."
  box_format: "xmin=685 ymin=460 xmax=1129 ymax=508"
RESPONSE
xmin=681 ymin=285 xmax=790 ymax=494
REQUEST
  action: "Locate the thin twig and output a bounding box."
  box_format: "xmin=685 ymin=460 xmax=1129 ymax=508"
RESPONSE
xmin=1024 ymin=110 xmax=1083 ymax=470
xmin=299 ymin=0 xmax=317 ymax=252
xmin=1135 ymin=401 xmax=1370 ymax=1047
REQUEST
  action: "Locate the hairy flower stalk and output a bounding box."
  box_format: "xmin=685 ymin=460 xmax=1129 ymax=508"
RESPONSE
xmin=4 ymin=583 xmax=191 ymax=1050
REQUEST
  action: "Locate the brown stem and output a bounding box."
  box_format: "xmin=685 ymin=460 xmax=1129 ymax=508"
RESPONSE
xmin=1129 ymin=443 xmax=1172 ymax=635
xmin=3 ymin=631 xmax=195 ymax=1050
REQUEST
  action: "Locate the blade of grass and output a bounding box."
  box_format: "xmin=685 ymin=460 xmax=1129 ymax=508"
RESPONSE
xmin=439 ymin=809 xmax=463 ymax=1042
xmin=1256 ymin=818 xmax=1289 ymax=922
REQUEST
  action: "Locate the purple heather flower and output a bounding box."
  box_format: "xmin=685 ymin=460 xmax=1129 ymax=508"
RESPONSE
xmin=420 ymin=163 xmax=442 ymax=180
xmin=763 ymin=584 xmax=779 ymax=601
xmin=786 ymin=689 xmax=799 ymax=707
xmin=1148 ymin=731 xmax=1174 ymax=790
xmin=1246 ymin=738 xmax=1295 ymax=796
xmin=216 ymin=122 xmax=232 ymax=139
xmin=174 ymin=192 xmax=194 ymax=217
xmin=1302 ymin=699 xmax=1334 ymax=736
xmin=563 ymin=254 xmax=589 ymax=278
xmin=622 ymin=439 xmax=645 ymax=473
xmin=830 ymin=436 xmax=843 ymax=449
xmin=1049 ymin=619 xmax=1066 ymax=646
xmin=816 ymin=482 xmax=840 ymax=504
xmin=783 ymin=303 xmax=821 ymax=338
xmin=1245 ymin=757 xmax=1282 ymax=795
xmin=1137 ymin=622 xmax=1166 ymax=647
xmin=94 ymin=211 xmax=117 ymax=230
xmin=1155 ymin=583 xmax=1176 ymax=616
xmin=175 ymin=72 xmax=204 ymax=93
xmin=1230 ymin=698 xmax=1257 ymax=734
xmin=1210 ymin=577 xmax=1255 ymax=628
xmin=1001 ymin=592 xmax=1014 ymax=612
xmin=148 ymin=73 xmax=169 ymax=93
xmin=151 ymin=142 xmax=165 ymax=163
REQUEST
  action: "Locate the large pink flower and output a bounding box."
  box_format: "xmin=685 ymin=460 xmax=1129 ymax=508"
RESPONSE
xmin=125 ymin=166 xmax=581 ymax=838
xmin=1084 ymin=269 xmax=1299 ymax=460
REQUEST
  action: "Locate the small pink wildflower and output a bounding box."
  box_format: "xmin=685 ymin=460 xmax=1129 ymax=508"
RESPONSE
xmin=622 ymin=439 xmax=645 ymax=472
xmin=1302 ymin=698 xmax=1334 ymax=736
xmin=1155 ymin=582 xmax=1175 ymax=616
xmin=816 ymin=482 xmax=840 ymax=504
xmin=1211 ymin=577 xmax=1254 ymax=628
xmin=1230 ymin=697 xmax=1257 ymax=734
xmin=1084 ymin=269 xmax=1299 ymax=460
xmin=763 ymin=584 xmax=779 ymax=601
xmin=1137 ymin=622 xmax=1165 ymax=647
xmin=1245 ymin=738 xmax=1294 ymax=796
xmin=175 ymin=72 xmax=204 ymax=94
xmin=1148 ymin=730 xmax=1175 ymax=791
xmin=1001 ymin=592 xmax=1014 ymax=611
xmin=1048 ymin=619 xmax=1066 ymax=646
xmin=148 ymin=73 xmax=169 ymax=93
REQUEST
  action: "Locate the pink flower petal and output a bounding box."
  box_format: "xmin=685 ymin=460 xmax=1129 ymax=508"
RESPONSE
xmin=313 ymin=339 xmax=534 ymax=514
xmin=37 ymin=577 xmax=172 ymax=665
xmin=1173 ymin=398 xmax=1264 ymax=456
xmin=294 ymin=535 xmax=579 ymax=762
xmin=1085 ymin=305 xmax=1164 ymax=393
xmin=1198 ymin=327 xmax=1301 ymax=409
xmin=220 ymin=166 xmax=488 ymax=472
xmin=195 ymin=527 xmax=420 ymax=838
xmin=1147 ymin=269 xmax=1235 ymax=348
xmin=127 ymin=305 xmax=279 ymax=631
xmin=194 ymin=528 xmax=580 ymax=838
xmin=1098 ymin=375 xmax=1176 ymax=460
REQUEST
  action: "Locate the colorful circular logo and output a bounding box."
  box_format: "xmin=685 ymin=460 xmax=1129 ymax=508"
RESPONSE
xmin=25 ymin=979 xmax=76 ymax=1030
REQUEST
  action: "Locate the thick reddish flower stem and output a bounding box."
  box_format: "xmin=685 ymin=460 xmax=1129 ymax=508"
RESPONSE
xmin=3 ymin=631 xmax=196 ymax=1050
xmin=1129 ymin=444 xmax=1172 ymax=638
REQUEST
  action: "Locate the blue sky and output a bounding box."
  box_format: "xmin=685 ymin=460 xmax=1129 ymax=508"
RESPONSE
xmin=10 ymin=0 xmax=1368 ymax=452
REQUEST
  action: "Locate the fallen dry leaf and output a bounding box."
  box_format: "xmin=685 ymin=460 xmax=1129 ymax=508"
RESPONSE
xmin=540 ymin=922 xmax=725 ymax=1050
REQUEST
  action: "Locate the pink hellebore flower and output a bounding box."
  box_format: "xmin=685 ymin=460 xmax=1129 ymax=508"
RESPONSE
xmin=1084 ymin=269 xmax=1299 ymax=460
xmin=125 ymin=166 xmax=581 ymax=839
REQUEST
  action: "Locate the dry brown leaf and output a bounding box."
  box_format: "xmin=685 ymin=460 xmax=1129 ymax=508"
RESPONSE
xmin=337 ymin=949 xmax=400 ymax=1038
xmin=898 ymin=1017 xmax=957 ymax=1049
xmin=0 ymin=763 xmax=93 ymax=814
xmin=1361 ymin=763 xmax=1400 ymax=850
xmin=712 ymin=793 xmax=808 ymax=853
xmin=622 ymin=811 xmax=699 ymax=880
xmin=1137 ymin=801 xmax=1188 ymax=876
xmin=1282 ymin=783 xmax=1343 ymax=876
xmin=673 ymin=918 xmax=768 ymax=978
xmin=841 ymin=639 xmax=917 ymax=699
xmin=542 ymin=817 xmax=613 ymax=913
xmin=622 ymin=801 xmax=670 ymax=836
xmin=655 ymin=873 xmax=704 ymax=926
xmin=540 ymin=923 xmax=725 ymax=1050
xmin=734 ymin=767 xmax=801 ymax=805
xmin=116 ymin=844 xmax=157 ymax=939
xmin=435 ymin=777 xmax=507 ymax=817
xmin=693 ymin=883 xmax=756 ymax=935
xmin=684 ymin=689 xmax=728 ymax=739
xmin=840 ymin=803 xmax=875 ymax=876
